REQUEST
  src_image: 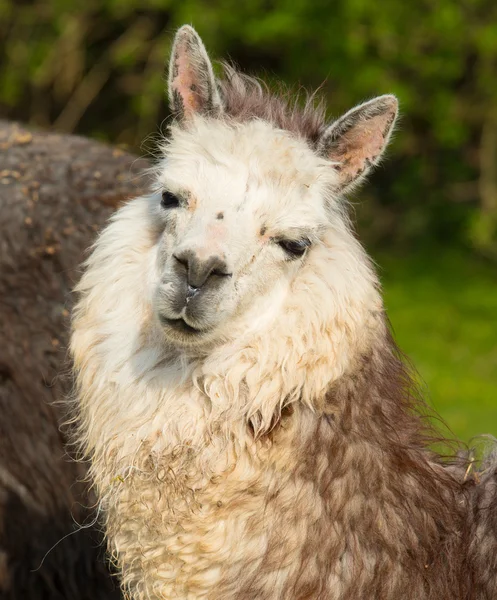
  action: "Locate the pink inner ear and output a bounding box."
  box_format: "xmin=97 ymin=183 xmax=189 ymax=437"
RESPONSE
xmin=332 ymin=112 xmax=394 ymax=182
xmin=171 ymin=39 xmax=203 ymax=116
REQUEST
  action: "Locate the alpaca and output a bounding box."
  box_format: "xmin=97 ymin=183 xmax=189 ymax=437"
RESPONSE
xmin=70 ymin=26 xmax=497 ymax=600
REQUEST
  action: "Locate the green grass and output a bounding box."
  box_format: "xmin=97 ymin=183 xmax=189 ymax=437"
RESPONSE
xmin=373 ymin=248 xmax=497 ymax=444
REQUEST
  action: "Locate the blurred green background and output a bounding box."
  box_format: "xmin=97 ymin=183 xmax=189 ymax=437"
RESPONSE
xmin=0 ymin=0 xmax=495 ymax=442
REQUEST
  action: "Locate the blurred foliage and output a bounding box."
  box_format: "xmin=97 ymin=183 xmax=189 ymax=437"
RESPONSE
xmin=1 ymin=0 xmax=497 ymax=254
xmin=378 ymin=247 xmax=497 ymax=443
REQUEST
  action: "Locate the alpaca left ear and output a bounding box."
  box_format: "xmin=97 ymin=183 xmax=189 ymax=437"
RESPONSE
xmin=168 ymin=25 xmax=223 ymax=120
xmin=317 ymin=95 xmax=398 ymax=193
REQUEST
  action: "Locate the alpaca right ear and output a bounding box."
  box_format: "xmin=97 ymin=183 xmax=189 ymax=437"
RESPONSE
xmin=317 ymin=95 xmax=398 ymax=193
xmin=168 ymin=25 xmax=223 ymax=120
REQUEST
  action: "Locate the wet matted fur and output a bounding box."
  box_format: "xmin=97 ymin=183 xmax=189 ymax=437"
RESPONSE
xmin=70 ymin=25 xmax=497 ymax=600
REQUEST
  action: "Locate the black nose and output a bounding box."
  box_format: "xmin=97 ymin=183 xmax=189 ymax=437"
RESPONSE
xmin=173 ymin=249 xmax=231 ymax=288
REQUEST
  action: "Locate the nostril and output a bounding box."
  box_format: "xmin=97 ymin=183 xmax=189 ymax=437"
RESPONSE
xmin=174 ymin=252 xmax=231 ymax=288
xmin=173 ymin=253 xmax=189 ymax=269
xmin=211 ymin=269 xmax=232 ymax=278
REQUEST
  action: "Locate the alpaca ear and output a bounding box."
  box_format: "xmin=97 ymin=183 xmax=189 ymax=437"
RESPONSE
xmin=318 ymin=95 xmax=398 ymax=193
xmin=168 ymin=25 xmax=223 ymax=120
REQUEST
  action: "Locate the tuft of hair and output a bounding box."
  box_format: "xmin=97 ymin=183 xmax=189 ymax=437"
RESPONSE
xmin=217 ymin=63 xmax=327 ymax=146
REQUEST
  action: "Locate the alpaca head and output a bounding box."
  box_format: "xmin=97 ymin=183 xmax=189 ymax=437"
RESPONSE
xmin=149 ymin=26 xmax=398 ymax=349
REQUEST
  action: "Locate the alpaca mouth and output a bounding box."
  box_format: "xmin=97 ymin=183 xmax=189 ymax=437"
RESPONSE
xmin=159 ymin=315 xmax=204 ymax=335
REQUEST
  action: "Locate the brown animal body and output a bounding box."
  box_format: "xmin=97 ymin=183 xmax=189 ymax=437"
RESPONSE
xmin=70 ymin=27 xmax=497 ymax=600
xmin=0 ymin=120 xmax=149 ymax=599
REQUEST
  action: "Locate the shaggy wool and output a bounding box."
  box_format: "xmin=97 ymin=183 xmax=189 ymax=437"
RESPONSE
xmin=70 ymin=25 xmax=497 ymax=600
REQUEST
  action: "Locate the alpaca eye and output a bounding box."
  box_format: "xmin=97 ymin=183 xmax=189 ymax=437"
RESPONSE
xmin=277 ymin=238 xmax=311 ymax=258
xmin=161 ymin=190 xmax=180 ymax=209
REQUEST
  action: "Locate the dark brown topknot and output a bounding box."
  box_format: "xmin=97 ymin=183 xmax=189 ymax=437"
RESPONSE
xmin=218 ymin=63 xmax=328 ymax=147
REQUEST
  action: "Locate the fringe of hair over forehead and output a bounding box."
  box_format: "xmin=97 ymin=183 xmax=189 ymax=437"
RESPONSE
xmin=218 ymin=63 xmax=328 ymax=146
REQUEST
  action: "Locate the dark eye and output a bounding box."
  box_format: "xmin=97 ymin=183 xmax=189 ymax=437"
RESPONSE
xmin=277 ymin=238 xmax=311 ymax=259
xmin=161 ymin=190 xmax=180 ymax=209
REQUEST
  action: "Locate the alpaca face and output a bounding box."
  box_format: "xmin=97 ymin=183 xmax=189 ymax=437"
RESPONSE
xmin=149 ymin=25 xmax=398 ymax=348
xmin=152 ymin=119 xmax=334 ymax=345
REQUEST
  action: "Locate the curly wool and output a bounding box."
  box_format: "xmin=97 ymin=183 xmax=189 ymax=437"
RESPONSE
xmin=70 ymin=65 xmax=497 ymax=600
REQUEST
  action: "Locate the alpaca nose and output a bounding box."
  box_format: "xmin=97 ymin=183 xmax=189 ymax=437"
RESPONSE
xmin=173 ymin=249 xmax=231 ymax=289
